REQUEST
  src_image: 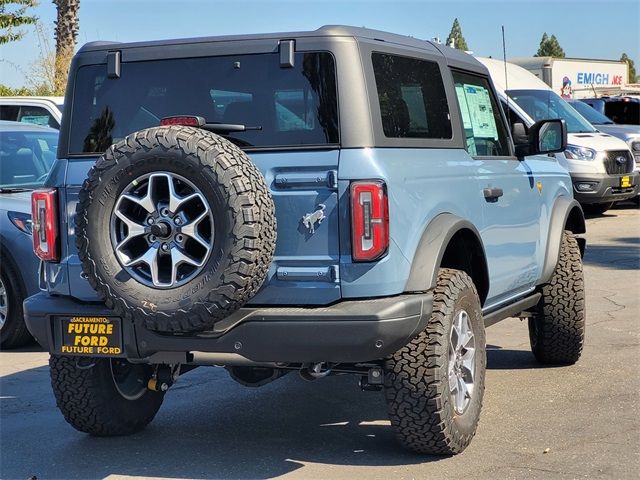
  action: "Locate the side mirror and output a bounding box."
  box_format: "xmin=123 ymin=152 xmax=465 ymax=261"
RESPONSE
xmin=515 ymin=119 xmax=567 ymax=159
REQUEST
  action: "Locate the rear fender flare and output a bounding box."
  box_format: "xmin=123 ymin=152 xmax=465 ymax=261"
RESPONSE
xmin=404 ymin=213 xmax=489 ymax=301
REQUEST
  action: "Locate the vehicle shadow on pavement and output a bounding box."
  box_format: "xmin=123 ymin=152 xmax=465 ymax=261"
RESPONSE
xmin=2 ymin=342 xmax=41 ymax=353
xmin=583 ymin=242 xmax=640 ymax=270
xmin=486 ymin=346 xmax=561 ymax=370
xmin=583 ymin=201 xmax=638 ymax=219
xmin=1 ymin=365 xmax=442 ymax=479
xmin=0 ymin=341 xmax=574 ymax=479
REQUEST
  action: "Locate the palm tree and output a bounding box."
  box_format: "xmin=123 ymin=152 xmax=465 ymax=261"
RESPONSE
xmin=52 ymin=0 xmax=79 ymax=94
xmin=0 ymin=0 xmax=38 ymax=44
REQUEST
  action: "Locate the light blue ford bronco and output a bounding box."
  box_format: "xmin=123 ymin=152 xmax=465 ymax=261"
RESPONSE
xmin=25 ymin=26 xmax=587 ymax=455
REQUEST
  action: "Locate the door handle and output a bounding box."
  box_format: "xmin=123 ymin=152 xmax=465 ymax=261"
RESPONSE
xmin=483 ymin=187 xmax=504 ymax=202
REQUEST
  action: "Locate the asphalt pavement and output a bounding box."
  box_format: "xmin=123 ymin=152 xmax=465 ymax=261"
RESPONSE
xmin=1 ymin=202 xmax=638 ymax=480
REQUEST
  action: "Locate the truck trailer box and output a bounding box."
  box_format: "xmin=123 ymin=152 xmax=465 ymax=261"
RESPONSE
xmin=510 ymin=57 xmax=628 ymax=99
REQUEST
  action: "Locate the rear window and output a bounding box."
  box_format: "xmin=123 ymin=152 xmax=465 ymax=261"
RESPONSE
xmin=371 ymin=52 xmax=452 ymax=139
xmin=69 ymin=52 xmax=339 ymax=154
xmin=0 ymin=130 xmax=57 ymax=188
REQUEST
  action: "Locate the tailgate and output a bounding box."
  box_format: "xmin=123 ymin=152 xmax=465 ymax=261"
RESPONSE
xmin=61 ymin=151 xmax=341 ymax=305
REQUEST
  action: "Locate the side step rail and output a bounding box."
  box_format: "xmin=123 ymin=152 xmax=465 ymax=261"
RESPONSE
xmin=483 ymin=293 xmax=541 ymax=328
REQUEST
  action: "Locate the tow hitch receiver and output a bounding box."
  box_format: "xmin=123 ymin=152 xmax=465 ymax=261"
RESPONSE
xmin=147 ymin=364 xmax=180 ymax=392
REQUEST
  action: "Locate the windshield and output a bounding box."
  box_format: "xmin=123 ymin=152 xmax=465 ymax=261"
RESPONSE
xmin=568 ymin=100 xmax=614 ymax=125
xmin=0 ymin=130 xmax=57 ymax=189
xmin=506 ymin=89 xmax=596 ymax=133
xmin=69 ymin=52 xmax=339 ymax=154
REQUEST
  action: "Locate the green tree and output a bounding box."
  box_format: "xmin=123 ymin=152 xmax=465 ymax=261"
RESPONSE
xmin=446 ymin=18 xmax=469 ymax=51
xmin=0 ymin=0 xmax=37 ymax=44
xmin=0 ymin=83 xmax=35 ymax=95
xmin=535 ymin=32 xmax=565 ymax=58
xmin=620 ymin=53 xmax=637 ymax=83
xmin=52 ymin=0 xmax=80 ymax=94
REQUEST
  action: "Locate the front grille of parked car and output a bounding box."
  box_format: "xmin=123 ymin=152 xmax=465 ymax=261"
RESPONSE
xmin=604 ymin=150 xmax=634 ymax=174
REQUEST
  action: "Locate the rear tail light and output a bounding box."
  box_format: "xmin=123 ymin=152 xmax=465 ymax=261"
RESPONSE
xmin=351 ymin=181 xmax=389 ymax=261
xmin=160 ymin=116 xmax=205 ymax=127
xmin=31 ymin=189 xmax=59 ymax=261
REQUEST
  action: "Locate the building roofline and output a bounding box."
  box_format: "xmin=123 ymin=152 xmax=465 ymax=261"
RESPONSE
xmin=509 ymin=56 xmax=627 ymax=65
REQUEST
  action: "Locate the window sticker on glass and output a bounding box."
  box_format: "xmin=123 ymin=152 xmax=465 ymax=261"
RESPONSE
xmin=20 ymin=115 xmax=50 ymax=126
xmin=455 ymin=85 xmax=473 ymax=130
xmin=462 ymin=85 xmax=498 ymax=140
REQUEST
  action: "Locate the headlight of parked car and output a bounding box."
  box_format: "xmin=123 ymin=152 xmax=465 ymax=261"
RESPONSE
xmin=8 ymin=211 xmax=32 ymax=235
xmin=629 ymin=140 xmax=640 ymax=153
xmin=564 ymin=145 xmax=597 ymax=160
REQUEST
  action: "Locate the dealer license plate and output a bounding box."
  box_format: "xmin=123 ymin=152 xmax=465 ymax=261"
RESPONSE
xmin=620 ymin=176 xmax=632 ymax=188
xmin=59 ymin=316 xmax=123 ymax=356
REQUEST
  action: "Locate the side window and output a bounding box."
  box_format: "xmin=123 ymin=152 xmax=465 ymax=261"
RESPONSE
xmin=0 ymin=105 xmax=20 ymax=121
xmin=372 ymin=53 xmax=452 ymax=139
xmin=605 ymin=101 xmax=639 ymax=125
xmin=452 ymin=71 xmax=511 ymax=157
xmin=17 ymin=105 xmax=59 ymax=128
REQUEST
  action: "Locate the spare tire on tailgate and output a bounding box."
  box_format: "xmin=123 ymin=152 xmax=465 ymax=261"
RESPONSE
xmin=76 ymin=126 xmax=276 ymax=333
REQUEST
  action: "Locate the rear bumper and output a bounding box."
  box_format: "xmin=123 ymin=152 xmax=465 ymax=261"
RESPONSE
xmin=572 ymin=172 xmax=639 ymax=204
xmin=24 ymin=292 xmax=433 ymax=364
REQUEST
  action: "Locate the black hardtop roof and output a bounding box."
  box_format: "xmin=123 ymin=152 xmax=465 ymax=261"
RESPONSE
xmin=78 ymin=24 xmax=482 ymax=69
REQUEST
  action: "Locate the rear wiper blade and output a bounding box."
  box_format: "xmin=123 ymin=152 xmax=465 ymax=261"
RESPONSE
xmin=160 ymin=116 xmax=261 ymax=133
xmin=0 ymin=187 xmax=32 ymax=193
xmin=203 ymin=123 xmax=262 ymax=133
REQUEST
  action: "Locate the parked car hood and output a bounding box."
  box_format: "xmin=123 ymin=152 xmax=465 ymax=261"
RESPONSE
xmin=595 ymin=123 xmax=640 ymax=141
xmin=567 ymin=131 xmax=632 ymax=151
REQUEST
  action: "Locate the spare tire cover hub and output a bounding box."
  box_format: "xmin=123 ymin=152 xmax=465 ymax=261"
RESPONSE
xmin=110 ymin=171 xmax=214 ymax=289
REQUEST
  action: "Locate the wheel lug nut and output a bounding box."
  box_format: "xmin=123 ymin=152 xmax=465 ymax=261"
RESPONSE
xmin=161 ymin=243 xmax=169 ymax=251
xmin=149 ymin=235 xmax=157 ymax=242
xmin=147 ymin=218 xmax=155 ymax=225
xmin=174 ymin=217 xmax=182 ymax=225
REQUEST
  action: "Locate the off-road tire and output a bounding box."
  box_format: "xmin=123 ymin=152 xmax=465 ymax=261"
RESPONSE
xmin=583 ymin=202 xmax=614 ymax=215
xmin=50 ymin=355 xmax=164 ymax=436
xmin=75 ymin=126 xmax=276 ymax=333
xmin=384 ymin=268 xmax=486 ymax=455
xmin=0 ymin=254 xmax=33 ymax=349
xmin=529 ymin=231 xmax=585 ymax=364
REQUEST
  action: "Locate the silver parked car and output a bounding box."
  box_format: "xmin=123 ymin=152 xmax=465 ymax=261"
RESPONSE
xmin=568 ymin=100 xmax=640 ymax=164
xmin=568 ymin=100 xmax=640 ymax=205
xmin=0 ymin=120 xmax=57 ymax=348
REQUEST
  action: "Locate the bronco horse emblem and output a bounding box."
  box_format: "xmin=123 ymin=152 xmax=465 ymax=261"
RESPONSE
xmin=301 ymin=204 xmax=326 ymax=234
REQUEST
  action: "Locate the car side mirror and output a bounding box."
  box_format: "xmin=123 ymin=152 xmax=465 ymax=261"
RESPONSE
xmin=515 ymin=119 xmax=567 ymax=159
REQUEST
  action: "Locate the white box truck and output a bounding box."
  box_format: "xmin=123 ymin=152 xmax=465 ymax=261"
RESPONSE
xmin=509 ymin=57 xmax=628 ymax=99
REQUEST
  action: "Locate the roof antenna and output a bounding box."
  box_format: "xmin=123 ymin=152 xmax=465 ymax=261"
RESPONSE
xmin=501 ymin=25 xmax=511 ymax=127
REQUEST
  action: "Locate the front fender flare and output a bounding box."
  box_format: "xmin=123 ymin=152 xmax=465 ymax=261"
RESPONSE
xmin=538 ymin=196 xmax=586 ymax=285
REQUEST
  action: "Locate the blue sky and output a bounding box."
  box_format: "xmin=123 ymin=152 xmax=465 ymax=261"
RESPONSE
xmin=1 ymin=0 xmax=639 ymax=88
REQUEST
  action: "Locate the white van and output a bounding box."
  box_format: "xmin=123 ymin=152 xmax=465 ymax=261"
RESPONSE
xmin=479 ymin=58 xmax=638 ymax=214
